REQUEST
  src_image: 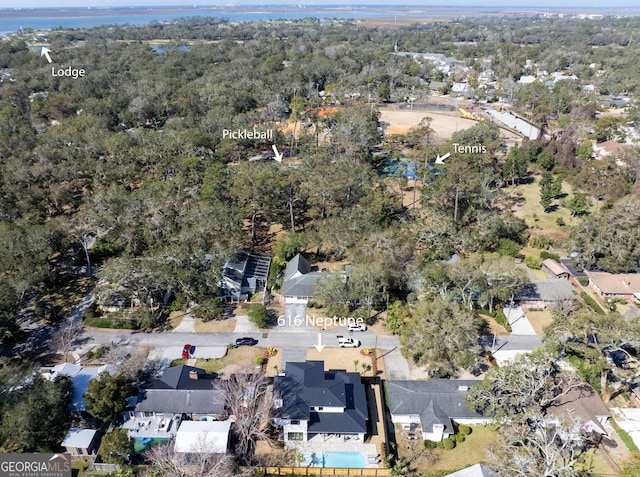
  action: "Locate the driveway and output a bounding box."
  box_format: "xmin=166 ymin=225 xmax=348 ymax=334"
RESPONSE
xmin=278 ymin=303 xmax=315 ymax=333
xmin=233 ymin=315 xmax=261 ymax=333
xmin=504 ymin=305 xmax=537 ymax=335
xmin=382 ymin=347 xmax=411 ymax=380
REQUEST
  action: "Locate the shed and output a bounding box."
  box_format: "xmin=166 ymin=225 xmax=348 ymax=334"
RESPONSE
xmin=174 ymin=420 xmax=231 ymax=454
xmin=62 ymin=428 xmax=100 ymax=462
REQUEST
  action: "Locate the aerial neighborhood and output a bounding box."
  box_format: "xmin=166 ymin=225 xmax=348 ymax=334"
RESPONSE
xmin=2 ymin=6 xmax=640 ymax=477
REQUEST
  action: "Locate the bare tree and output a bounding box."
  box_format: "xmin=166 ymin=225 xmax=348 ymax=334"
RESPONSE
xmin=217 ymin=368 xmax=274 ymax=465
xmin=103 ymin=345 xmax=150 ymax=383
xmin=52 ymin=320 xmax=83 ymax=362
xmin=487 ymin=415 xmax=586 ymax=477
xmin=143 ymin=441 xmax=240 ymax=477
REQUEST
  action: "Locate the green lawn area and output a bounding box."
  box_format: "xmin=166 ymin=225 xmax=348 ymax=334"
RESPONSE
xmin=508 ymin=175 xmax=592 ymax=242
xmin=397 ymin=426 xmax=498 ymax=474
xmin=171 ymin=345 xmax=263 ymax=373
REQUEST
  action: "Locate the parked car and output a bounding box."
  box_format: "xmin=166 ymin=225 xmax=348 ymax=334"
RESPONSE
xmin=347 ymin=323 xmax=367 ymax=332
xmin=337 ymin=336 xmax=360 ymax=348
xmin=235 ymin=337 xmax=258 ymax=346
xmin=182 ymin=344 xmax=192 ymax=359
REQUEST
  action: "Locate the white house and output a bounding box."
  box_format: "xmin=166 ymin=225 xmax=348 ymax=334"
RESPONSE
xmin=279 ymin=254 xmax=324 ymax=305
xmin=174 ymin=420 xmax=231 ymax=454
xmin=40 ymin=363 xmax=116 ymax=411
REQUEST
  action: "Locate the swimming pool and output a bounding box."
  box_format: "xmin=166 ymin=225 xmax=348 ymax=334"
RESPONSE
xmin=133 ymin=437 xmax=168 ymax=453
xmin=322 ymin=451 xmax=366 ymax=468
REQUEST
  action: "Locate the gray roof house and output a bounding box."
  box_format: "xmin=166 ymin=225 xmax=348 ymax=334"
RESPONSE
xmin=280 ymin=254 xmax=324 ymax=304
xmin=387 ymin=380 xmax=488 ymax=442
xmin=135 ymin=365 xmax=225 ymax=416
xmin=122 ymin=365 xmax=226 ymax=441
xmin=273 ymin=361 xmax=369 ymax=445
xmin=62 ymin=428 xmax=100 ymax=462
xmin=514 ymin=279 xmax=577 ymax=309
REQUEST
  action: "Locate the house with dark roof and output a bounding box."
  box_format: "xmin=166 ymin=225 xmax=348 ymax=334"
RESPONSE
xmin=514 ymin=279 xmax=577 ymax=309
xmin=221 ymin=251 xmax=271 ymax=302
xmin=273 ymin=361 xmax=369 ymax=445
xmin=279 ymin=254 xmax=325 ymax=305
xmin=386 ymin=380 xmax=488 ymax=442
xmin=122 ymin=365 xmax=226 ymax=440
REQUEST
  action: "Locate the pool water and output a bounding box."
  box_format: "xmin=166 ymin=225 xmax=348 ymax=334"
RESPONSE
xmin=322 ymin=451 xmax=366 ymax=468
xmin=133 ymin=437 xmax=168 ymax=453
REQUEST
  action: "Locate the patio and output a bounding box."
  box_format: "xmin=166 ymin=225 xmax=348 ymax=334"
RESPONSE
xmin=121 ymin=415 xmax=179 ymax=439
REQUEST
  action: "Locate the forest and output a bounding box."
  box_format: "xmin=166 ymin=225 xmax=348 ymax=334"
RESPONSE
xmin=0 ymin=14 xmax=638 ymax=340
xmin=0 ymin=17 xmax=640 ymax=461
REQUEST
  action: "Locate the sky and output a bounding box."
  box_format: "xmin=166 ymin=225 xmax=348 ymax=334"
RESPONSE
xmin=1 ymin=0 xmax=639 ymax=9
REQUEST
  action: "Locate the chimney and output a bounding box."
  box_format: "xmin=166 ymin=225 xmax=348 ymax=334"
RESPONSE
xmin=189 ymin=370 xmax=199 ymax=380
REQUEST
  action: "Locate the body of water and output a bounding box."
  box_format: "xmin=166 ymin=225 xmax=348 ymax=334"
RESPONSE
xmin=0 ymin=7 xmax=426 ymax=36
xmin=4 ymin=5 xmax=639 ymax=37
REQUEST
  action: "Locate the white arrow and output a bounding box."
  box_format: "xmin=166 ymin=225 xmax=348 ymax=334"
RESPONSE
xmin=40 ymin=47 xmax=53 ymax=63
xmin=271 ymin=144 xmax=283 ymax=162
xmin=435 ymin=152 xmax=451 ymax=165
xmin=314 ymin=333 xmax=325 ymax=353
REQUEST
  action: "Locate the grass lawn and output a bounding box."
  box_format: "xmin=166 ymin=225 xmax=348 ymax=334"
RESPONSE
xmin=576 ymin=449 xmax=616 ymax=476
xmin=168 ymin=310 xmax=184 ymax=328
xmin=172 ymin=346 xmax=262 ymax=374
xmin=525 ymin=309 xmax=554 ymax=335
xmin=397 ymin=426 xmax=498 ymax=474
xmin=306 ymin=347 xmax=385 ymax=378
xmin=508 ymin=175 xmax=587 ymax=242
xmin=194 ymin=318 xmax=236 ymax=333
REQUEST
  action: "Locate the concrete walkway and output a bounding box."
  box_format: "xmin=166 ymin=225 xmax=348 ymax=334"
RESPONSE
xmin=504 ymin=306 xmax=537 ymax=335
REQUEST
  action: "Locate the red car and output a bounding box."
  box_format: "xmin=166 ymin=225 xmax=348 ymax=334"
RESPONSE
xmin=182 ymin=344 xmax=192 ymax=359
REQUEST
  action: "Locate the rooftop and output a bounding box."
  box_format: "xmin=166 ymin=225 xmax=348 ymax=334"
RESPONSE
xmin=587 ymin=271 xmax=640 ymax=295
xmin=274 ymin=361 xmax=368 ymax=435
xmin=515 ymin=279 xmax=577 ymax=302
xmin=62 ymin=428 xmax=97 ymax=449
xmin=387 ymin=380 xmax=484 ymax=434
xmin=174 ymin=420 xmax=231 ymax=454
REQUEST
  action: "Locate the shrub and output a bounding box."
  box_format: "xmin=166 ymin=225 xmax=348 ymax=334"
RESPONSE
xmin=423 ymin=440 xmax=437 ymax=449
xmin=556 ymin=217 xmax=566 ymax=226
xmin=436 ymin=440 xmax=445 ymax=449
xmin=254 ymin=356 xmax=265 ymax=366
xmin=496 ymin=238 xmax=522 ymax=257
xmin=454 ymin=434 xmax=465 ymax=443
xmin=248 ymin=303 xmax=269 ymax=328
xmin=494 ymin=309 xmax=512 ymax=332
xmin=580 ymin=292 xmax=606 ymax=315
xmin=578 ymin=277 xmax=589 ymax=287
xmin=530 ymin=235 xmax=553 ymax=249
xmin=540 ymin=251 xmax=561 ymax=262
xmin=458 ymin=425 xmax=472 ymax=435
xmin=524 ymin=255 xmax=542 ymax=270
xmin=442 ymin=437 xmax=456 ymax=449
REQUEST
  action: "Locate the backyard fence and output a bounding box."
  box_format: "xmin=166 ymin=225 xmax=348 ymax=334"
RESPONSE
xmin=256 ymin=467 xmax=392 ymax=476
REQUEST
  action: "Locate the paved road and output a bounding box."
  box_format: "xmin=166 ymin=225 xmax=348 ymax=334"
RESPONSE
xmin=81 ymin=328 xmax=400 ymax=350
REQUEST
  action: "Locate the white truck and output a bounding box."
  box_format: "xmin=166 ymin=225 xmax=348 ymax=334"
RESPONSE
xmin=337 ymin=336 xmax=361 ymax=348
